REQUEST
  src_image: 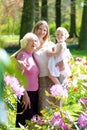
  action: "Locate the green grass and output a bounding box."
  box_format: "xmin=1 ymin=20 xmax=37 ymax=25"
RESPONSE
xmin=1 ymin=35 xmax=87 ymax=58
xmin=2 ymin=35 xmax=19 ymax=43
xmin=1 ymin=35 xmax=19 ymax=48
xmin=71 ymin=49 xmax=87 ymax=58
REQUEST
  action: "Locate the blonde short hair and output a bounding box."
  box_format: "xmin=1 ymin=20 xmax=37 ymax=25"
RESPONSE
xmin=55 ymin=27 xmax=69 ymax=39
xmin=20 ymin=32 xmax=40 ymax=49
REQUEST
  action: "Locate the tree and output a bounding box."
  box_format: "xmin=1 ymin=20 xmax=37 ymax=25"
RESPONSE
xmin=20 ymin=0 xmax=35 ymax=42
xmin=55 ymin=0 xmax=61 ymax=28
xmin=41 ymin=0 xmax=48 ymax=21
xmin=69 ymin=0 xmax=77 ymax=38
xmin=2 ymin=0 xmax=23 ymax=35
xmin=79 ymin=0 xmax=87 ymax=49
xmin=35 ymin=0 xmax=40 ymax=23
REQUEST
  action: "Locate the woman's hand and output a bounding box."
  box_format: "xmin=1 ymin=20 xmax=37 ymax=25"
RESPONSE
xmin=22 ymin=90 xmax=31 ymax=110
xmin=56 ymin=60 xmax=65 ymax=71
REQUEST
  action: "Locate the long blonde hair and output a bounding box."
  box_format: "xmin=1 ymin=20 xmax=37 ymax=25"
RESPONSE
xmin=33 ymin=20 xmax=50 ymax=42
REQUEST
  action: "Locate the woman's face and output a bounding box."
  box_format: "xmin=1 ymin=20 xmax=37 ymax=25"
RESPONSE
xmin=26 ymin=38 xmax=39 ymax=52
xmin=35 ymin=24 xmax=47 ymax=39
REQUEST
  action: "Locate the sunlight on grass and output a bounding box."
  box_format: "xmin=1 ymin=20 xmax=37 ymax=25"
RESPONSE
xmin=2 ymin=35 xmax=19 ymax=42
xmin=1 ymin=35 xmax=19 ymax=47
xmin=71 ymin=50 xmax=87 ymax=57
xmin=67 ymin=38 xmax=78 ymax=45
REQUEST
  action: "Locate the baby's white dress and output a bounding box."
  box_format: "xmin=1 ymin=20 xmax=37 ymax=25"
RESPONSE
xmin=48 ymin=42 xmax=71 ymax=77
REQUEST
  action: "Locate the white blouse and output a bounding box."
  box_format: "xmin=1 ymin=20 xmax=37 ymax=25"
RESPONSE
xmin=34 ymin=40 xmax=55 ymax=77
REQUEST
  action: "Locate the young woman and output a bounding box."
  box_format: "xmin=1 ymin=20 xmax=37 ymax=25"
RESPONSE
xmin=33 ymin=20 xmax=58 ymax=112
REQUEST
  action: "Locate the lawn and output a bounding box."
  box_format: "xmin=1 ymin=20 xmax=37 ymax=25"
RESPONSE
xmin=1 ymin=35 xmax=87 ymax=58
xmin=71 ymin=49 xmax=87 ymax=57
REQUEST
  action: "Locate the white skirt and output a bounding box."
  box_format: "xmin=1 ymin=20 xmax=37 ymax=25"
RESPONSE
xmin=48 ymin=57 xmax=71 ymax=77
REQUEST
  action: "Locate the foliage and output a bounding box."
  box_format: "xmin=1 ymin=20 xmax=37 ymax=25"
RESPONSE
xmin=1 ymin=35 xmax=19 ymax=47
xmin=0 ymin=50 xmax=87 ymax=130
xmin=22 ymin=56 xmax=87 ymax=130
xmin=0 ymin=48 xmax=26 ymax=129
xmin=49 ymin=22 xmax=56 ymax=42
xmin=0 ymin=0 xmax=83 ymax=36
xmin=71 ymin=50 xmax=87 ymax=57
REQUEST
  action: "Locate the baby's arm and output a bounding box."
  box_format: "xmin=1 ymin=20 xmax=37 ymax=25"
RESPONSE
xmin=46 ymin=44 xmax=63 ymax=57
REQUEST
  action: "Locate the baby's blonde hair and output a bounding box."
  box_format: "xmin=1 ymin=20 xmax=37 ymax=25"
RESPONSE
xmin=20 ymin=32 xmax=40 ymax=49
xmin=55 ymin=27 xmax=69 ymax=39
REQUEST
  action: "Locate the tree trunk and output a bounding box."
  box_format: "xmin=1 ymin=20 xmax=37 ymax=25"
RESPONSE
xmin=41 ymin=0 xmax=48 ymax=21
xmin=35 ymin=0 xmax=40 ymax=23
xmin=20 ymin=0 xmax=35 ymax=43
xmin=78 ymin=0 xmax=87 ymax=49
xmin=55 ymin=0 xmax=61 ymax=28
xmin=69 ymin=0 xmax=77 ymax=38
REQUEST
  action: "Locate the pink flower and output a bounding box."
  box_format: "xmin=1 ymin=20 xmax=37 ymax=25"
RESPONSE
xmin=4 ymin=75 xmax=24 ymax=99
xmin=78 ymin=113 xmax=87 ymax=129
xmin=50 ymin=112 xmax=62 ymax=126
xmin=15 ymin=86 xmax=25 ymax=99
xmin=31 ymin=115 xmax=41 ymax=122
xmin=75 ymin=57 xmax=82 ymax=61
xmin=50 ymin=84 xmax=68 ymax=99
xmin=31 ymin=115 xmax=43 ymax=125
xmin=50 ymin=112 xmax=70 ymax=130
xmin=78 ymin=98 xmax=87 ymax=105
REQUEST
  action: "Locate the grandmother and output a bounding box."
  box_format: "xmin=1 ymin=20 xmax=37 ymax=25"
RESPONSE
xmin=14 ymin=32 xmax=40 ymax=127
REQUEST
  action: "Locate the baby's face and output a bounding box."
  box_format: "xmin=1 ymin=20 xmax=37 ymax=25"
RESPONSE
xmin=56 ymin=31 xmax=66 ymax=43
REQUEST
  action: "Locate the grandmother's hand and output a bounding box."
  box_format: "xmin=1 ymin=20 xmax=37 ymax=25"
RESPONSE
xmin=22 ymin=90 xmax=31 ymax=110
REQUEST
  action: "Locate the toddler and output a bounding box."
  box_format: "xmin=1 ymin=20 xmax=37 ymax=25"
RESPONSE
xmin=47 ymin=27 xmax=72 ymax=86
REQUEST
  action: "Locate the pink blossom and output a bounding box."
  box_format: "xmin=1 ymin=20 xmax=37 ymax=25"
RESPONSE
xmin=78 ymin=113 xmax=87 ymax=129
xmin=31 ymin=115 xmax=43 ymax=125
xmin=31 ymin=115 xmax=41 ymax=122
xmin=4 ymin=75 xmax=24 ymax=99
xmin=15 ymin=86 xmax=25 ymax=99
xmin=75 ymin=57 xmax=82 ymax=61
xmin=4 ymin=75 xmax=20 ymax=87
xmin=50 ymin=84 xmax=68 ymax=99
xmin=78 ymin=97 xmax=87 ymax=105
xmin=50 ymin=112 xmax=70 ymax=130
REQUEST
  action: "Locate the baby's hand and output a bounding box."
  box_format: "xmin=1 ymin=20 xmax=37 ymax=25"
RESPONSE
xmin=46 ymin=52 xmax=52 ymax=57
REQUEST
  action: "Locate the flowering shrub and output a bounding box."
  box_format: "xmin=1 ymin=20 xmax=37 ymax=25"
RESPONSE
xmin=77 ymin=113 xmax=87 ymax=129
xmin=0 ymin=48 xmax=26 ymax=128
xmin=50 ymin=84 xmax=68 ymax=100
xmin=4 ymin=75 xmax=24 ymax=99
xmin=1 ymin=48 xmax=87 ymax=129
xmin=24 ymin=56 xmax=87 ymax=130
